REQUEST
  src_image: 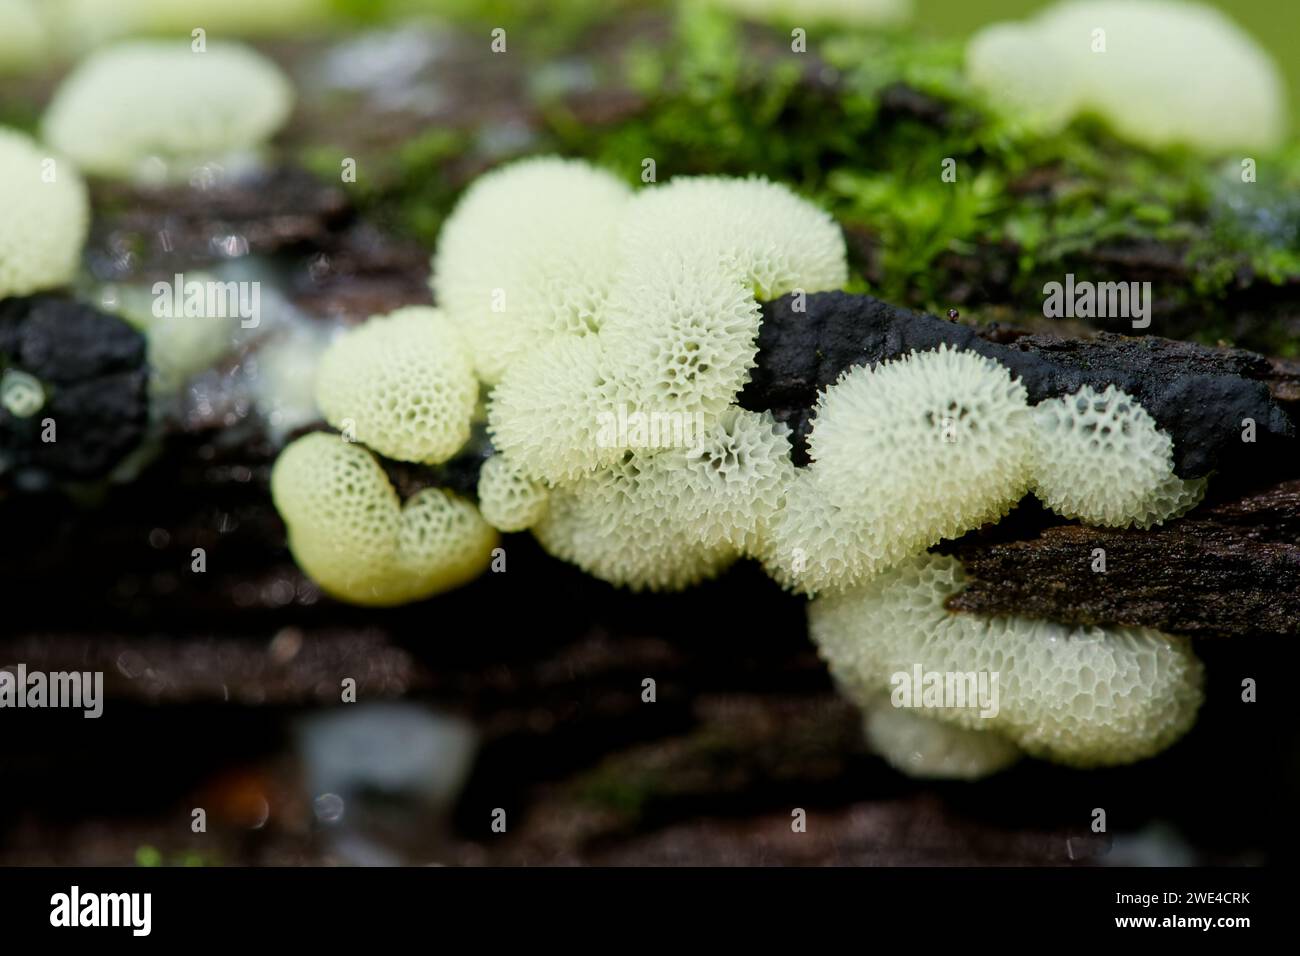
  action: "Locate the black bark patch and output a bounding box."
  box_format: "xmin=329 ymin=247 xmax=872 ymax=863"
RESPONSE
xmin=945 ymin=479 xmax=1300 ymax=638
xmin=739 ymin=290 xmax=1295 ymax=478
xmin=1 ymin=295 xmax=149 ymax=489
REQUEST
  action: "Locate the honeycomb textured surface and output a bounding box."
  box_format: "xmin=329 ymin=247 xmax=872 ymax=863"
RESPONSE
xmin=314 ymin=307 xmax=477 ymax=465
xmin=862 ymin=702 xmax=1022 ymax=780
xmin=760 ymin=468 xmax=881 ymax=595
xmin=271 ymin=433 xmax=496 ymax=606
xmin=810 ymin=553 xmax=1205 ymax=767
xmin=531 ymin=410 xmax=792 ymax=588
xmin=0 ymin=128 xmax=89 ymax=298
xmin=615 ymin=175 xmax=847 ymax=302
xmin=966 ymin=0 xmax=1286 ymax=150
xmin=1030 ymin=384 xmax=1207 ymax=528
xmin=770 ymin=346 xmax=1032 ymax=594
xmin=432 ymin=157 xmax=631 ymax=383
xmin=478 ymin=454 xmax=550 ymax=533
xmin=42 ymin=40 xmax=293 ymax=180
xmin=600 ymin=250 xmax=762 ymax=423
xmin=533 ymin=448 xmax=739 ymax=592
xmin=487 ymin=334 xmax=622 ymax=484
xmin=392 ymin=487 xmax=500 ymax=604
xmin=659 ymin=408 xmax=794 ymax=555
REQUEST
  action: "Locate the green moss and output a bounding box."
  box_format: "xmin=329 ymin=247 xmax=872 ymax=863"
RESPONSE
xmin=577 ymin=768 xmax=660 ymax=820
xmin=134 ymin=845 xmax=163 ymax=867
xmin=0 ymin=97 xmax=40 ymax=135
xmin=343 ymin=4 xmax=1297 ymax=340
xmin=549 ymin=10 xmax=1296 ymax=310
xmin=133 ymin=844 xmax=216 ymax=867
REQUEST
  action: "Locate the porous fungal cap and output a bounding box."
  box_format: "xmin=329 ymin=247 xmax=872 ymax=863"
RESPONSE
xmin=616 ymin=175 xmax=848 ymax=302
xmin=477 ymin=454 xmax=550 ymax=533
xmin=774 ymin=345 xmax=1032 ymax=594
xmin=432 ymin=156 xmax=631 ymax=384
xmin=531 ymin=408 xmax=791 ymax=589
xmin=535 ymin=487 xmax=737 ymax=592
xmin=599 ymin=249 xmax=763 ymax=424
xmin=963 ymin=22 xmax=1078 ymax=133
xmin=0 ymin=129 xmax=89 ymax=298
xmin=315 ymin=307 xmax=477 ymax=465
xmin=810 ymin=554 xmax=1205 ymax=768
xmin=966 ymin=0 xmax=1287 ymax=151
xmin=41 ymin=40 xmax=294 ymax=181
xmin=760 ymin=467 xmax=880 ymax=595
xmin=393 ymin=486 xmax=499 ymax=604
xmin=487 ymin=333 xmax=623 ymax=484
xmin=862 ymin=703 xmax=1021 ymax=781
xmin=660 ymin=408 xmax=795 ymax=555
xmin=0 ymin=0 xmax=47 ymax=72
xmin=271 ymin=433 xmax=496 ymax=606
xmin=1031 ymin=384 xmax=1207 ymax=529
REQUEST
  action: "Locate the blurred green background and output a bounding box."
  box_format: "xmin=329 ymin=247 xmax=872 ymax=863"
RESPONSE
xmin=916 ymin=0 xmax=1300 ymax=128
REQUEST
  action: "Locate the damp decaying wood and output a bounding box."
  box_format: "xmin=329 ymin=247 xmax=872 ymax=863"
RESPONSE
xmin=83 ymin=168 xmax=435 ymax=323
xmin=2 ymin=398 xmax=1296 ymax=865
xmin=945 ymin=481 xmax=1300 ymax=638
xmin=735 ymin=290 xmax=1300 ymax=638
xmin=1 ymin=589 xmax=1280 ymax=866
xmin=743 ymin=291 xmax=1298 ymax=477
xmin=4 ymin=278 xmax=1299 ymax=863
xmin=5 ymin=27 xmax=1299 ymax=864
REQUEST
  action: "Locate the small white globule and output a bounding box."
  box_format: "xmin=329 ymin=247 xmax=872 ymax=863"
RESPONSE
xmin=600 ymin=250 xmax=763 ymax=425
xmin=768 ymin=345 xmax=1032 ymax=594
xmin=760 ymin=467 xmax=880 ymax=595
xmin=0 ymin=128 xmax=89 ymax=298
xmin=529 ymin=408 xmax=791 ymax=588
xmin=661 ymin=408 xmax=795 ymax=555
xmin=809 ymin=553 xmax=1205 ymax=768
xmin=314 ymin=307 xmax=477 ymax=465
xmin=271 ymin=433 xmax=496 ymax=606
xmin=1030 ymin=384 xmax=1206 ymax=528
xmin=0 ymin=0 xmax=46 ymax=73
xmin=42 ymin=40 xmax=294 ymax=181
xmin=432 ymin=157 xmax=631 ymax=383
xmin=615 ymin=175 xmax=848 ymax=302
xmin=477 ymin=454 xmax=550 ymax=533
xmin=533 ymin=447 xmax=739 ymax=592
xmin=272 ymin=433 xmax=402 ymax=602
xmin=393 ymin=486 xmax=500 ymax=604
xmin=964 ymin=22 xmax=1078 ymax=133
xmin=966 ymin=0 xmax=1287 ymax=151
xmin=862 ymin=702 xmax=1022 ymax=780
xmin=486 ymin=333 xmax=623 ymax=484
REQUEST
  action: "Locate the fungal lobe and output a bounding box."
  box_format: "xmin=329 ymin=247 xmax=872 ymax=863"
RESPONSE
xmin=741 ymin=290 xmax=1295 ymax=478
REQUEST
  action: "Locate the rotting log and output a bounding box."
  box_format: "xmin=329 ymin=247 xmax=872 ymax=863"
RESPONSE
xmin=5 ymin=19 xmax=1300 ymax=867
xmin=738 ymin=290 xmax=1300 ymax=638
xmin=944 ymin=481 xmax=1300 ymax=639
xmin=742 ymin=291 xmax=1298 ymax=477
